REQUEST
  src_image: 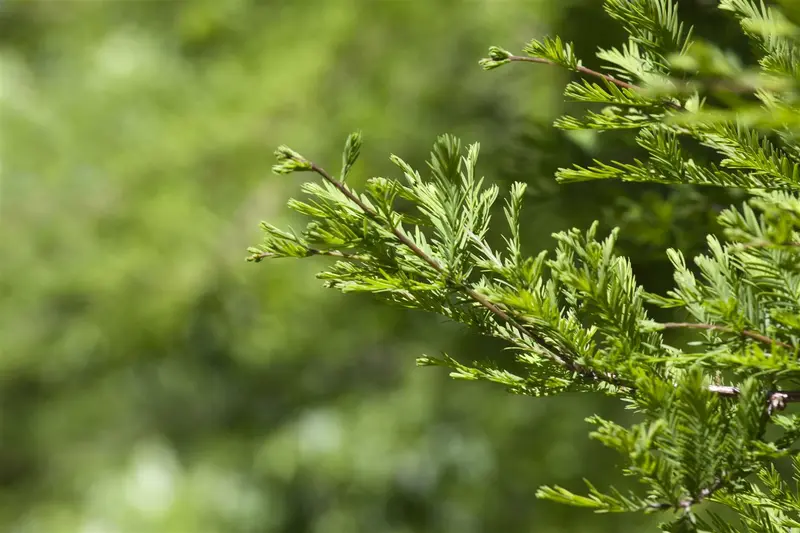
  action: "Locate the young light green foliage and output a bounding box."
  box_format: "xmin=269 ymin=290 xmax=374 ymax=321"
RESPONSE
xmin=251 ymin=1 xmax=800 ymax=531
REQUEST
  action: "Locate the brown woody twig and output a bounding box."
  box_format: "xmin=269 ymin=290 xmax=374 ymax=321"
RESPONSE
xmin=250 ymin=248 xmax=367 ymax=262
xmin=507 ymin=54 xmax=638 ymax=90
xmin=660 ymin=321 xmax=793 ymax=350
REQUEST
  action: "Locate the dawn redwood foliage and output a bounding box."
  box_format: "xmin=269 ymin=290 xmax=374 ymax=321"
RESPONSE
xmin=250 ymin=1 xmax=800 ymax=531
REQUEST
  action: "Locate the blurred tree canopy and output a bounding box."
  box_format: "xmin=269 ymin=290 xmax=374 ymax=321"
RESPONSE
xmin=0 ymin=1 xmax=748 ymax=532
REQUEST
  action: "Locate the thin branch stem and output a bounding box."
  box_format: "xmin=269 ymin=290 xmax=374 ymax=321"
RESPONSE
xmin=659 ymin=321 xmax=793 ymax=350
xmin=707 ymin=385 xmax=741 ymax=397
xmin=707 ymin=386 xmax=800 ymax=412
xmin=250 ymin=248 xmax=368 ymax=261
xmin=649 ymin=472 xmax=732 ymax=513
xmin=507 ymin=54 xmax=638 ymax=90
xmin=504 ymin=54 xmax=683 ymax=110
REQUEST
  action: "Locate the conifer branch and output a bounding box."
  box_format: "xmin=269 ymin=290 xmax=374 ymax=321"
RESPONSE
xmin=274 ymin=151 xmax=800 ymax=410
xmin=278 ymin=154 xmax=631 ymax=391
xmin=659 ymin=322 xmax=793 ymax=350
xmin=305 ymin=161 xmax=522 ymax=324
xmin=303 ymin=163 xmax=530 ymax=330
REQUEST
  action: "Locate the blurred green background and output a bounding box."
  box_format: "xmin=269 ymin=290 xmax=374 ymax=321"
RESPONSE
xmin=0 ymin=1 xmax=743 ymax=532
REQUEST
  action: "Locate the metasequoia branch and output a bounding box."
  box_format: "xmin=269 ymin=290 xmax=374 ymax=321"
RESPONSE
xmin=281 ymin=152 xmax=800 ymax=406
xmin=298 ymin=160 xmax=620 ymax=388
